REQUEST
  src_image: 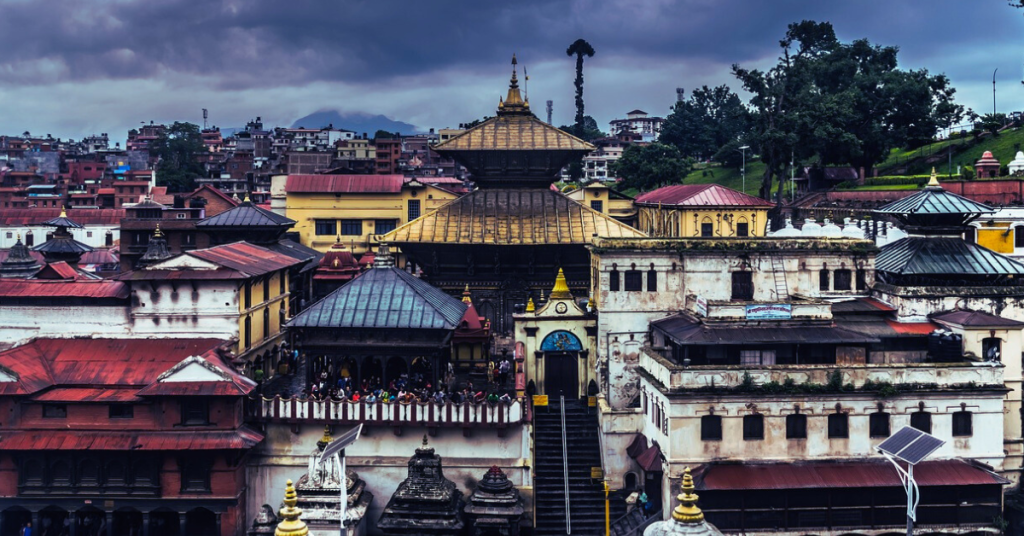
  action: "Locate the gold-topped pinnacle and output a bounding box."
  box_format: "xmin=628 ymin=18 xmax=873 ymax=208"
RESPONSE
xmin=462 ymin=284 xmax=472 ymax=304
xmin=275 ymin=480 xmax=308 ymax=536
xmin=526 ymin=297 xmax=535 ymax=312
xmin=59 ymin=206 xmax=67 ymax=218
xmin=320 ymin=425 xmax=332 ymax=444
xmin=499 ymin=54 xmax=528 ymax=113
xmin=672 ymin=467 xmax=704 ymax=524
xmin=422 ymin=434 xmax=429 ymax=447
xmin=927 ymin=167 xmax=941 ymax=188
xmin=244 ymin=193 xmax=251 ymax=203
xmin=550 ymin=267 xmax=572 ymax=300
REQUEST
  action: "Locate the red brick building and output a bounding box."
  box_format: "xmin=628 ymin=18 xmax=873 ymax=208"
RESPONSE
xmin=0 ymin=338 xmax=261 ymax=536
xmin=374 ymin=138 xmax=402 ymax=174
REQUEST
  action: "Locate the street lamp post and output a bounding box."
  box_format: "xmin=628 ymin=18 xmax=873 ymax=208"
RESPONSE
xmin=738 ymin=145 xmax=750 ymax=193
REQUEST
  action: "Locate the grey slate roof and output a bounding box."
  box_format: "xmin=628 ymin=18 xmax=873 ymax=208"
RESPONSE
xmin=652 ymin=314 xmax=878 ymax=345
xmin=288 ymin=267 xmax=467 ymax=330
xmin=196 ymin=202 xmax=295 ymax=228
xmin=932 ymin=310 xmax=1024 ymax=328
xmin=876 ymin=237 xmax=1024 ymax=275
xmin=874 ymin=187 xmax=994 ymax=216
xmin=264 ymin=239 xmax=323 ymax=273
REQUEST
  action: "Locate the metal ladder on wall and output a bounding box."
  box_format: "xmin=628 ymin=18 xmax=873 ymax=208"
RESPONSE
xmin=770 ymin=255 xmax=790 ymax=301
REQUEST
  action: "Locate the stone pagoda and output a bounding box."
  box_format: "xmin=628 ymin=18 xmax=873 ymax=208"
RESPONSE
xmin=0 ymin=235 xmax=41 ymax=278
xmin=293 ymin=427 xmax=373 ymax=536
xmin=464 ymin=466 xmax=524 ymax=536
xmin=32 ymin=208 xmax=92 ymax=265
xmin=644 ymin=467 xmax=723 ymax=536
xmin=377 ymin=436 xmax=465 ymax=536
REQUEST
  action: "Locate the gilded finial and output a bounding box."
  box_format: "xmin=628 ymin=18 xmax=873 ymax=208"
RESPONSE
xmin=244 ymin=193 xmax=251 ymax=203
xmin=275 ymin=480 xmax=308 ymax=536
xmin=462 ymin=284 xmax=472 ymax=304
xmin=153 ymin=223 xmax=163 ymax=238
xmin=550 ymin=267 xmax=572 ymax=299
xmin=586 ymin=296 xmax=595 ymax=311
xmin=927 ymin=167 xmax=940 ymax=188
xmin=321 ymin=425 xmax=332 ymax=444
xmin=499 ymin=53 xmax=527 ymax=112
xmin=526 ymin=297 xmax=535 ymax=312
xmin=59 ymin=206 xmax=67 ymax=218
xmin=672 ymin=467 xmax=704 ymax=524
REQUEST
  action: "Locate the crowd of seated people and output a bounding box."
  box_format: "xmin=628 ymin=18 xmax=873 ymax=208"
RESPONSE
xmin=300 ymin=362 xmax=514 ymax=405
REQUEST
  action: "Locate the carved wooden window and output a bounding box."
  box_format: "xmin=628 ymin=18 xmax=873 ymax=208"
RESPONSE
xmin=701 ymin=415 xmax=722 ymax=441
xmin=953 ymin=411 xmax=973 ymax=437
xmin=743 ymin=414 xmax=764 ymax=440
xmin=786 ymin=414 xmax=807 ymax=439
xmin=869 ymin=411 xmax=890 ymax=438
xmin=911 ymin=411 xmax=932 ymax=434
xmin=828 ymin=413 xmax=849 ymax=438
xmin=42 ymin=403 xmax=67 ymax=419
xmin=109 ymin=404 xmax=134 ymax=419
xmin=181 ymin=460 xmax=212 ymax=493
xmin=181 ymin=399 xmax=210 ymax=426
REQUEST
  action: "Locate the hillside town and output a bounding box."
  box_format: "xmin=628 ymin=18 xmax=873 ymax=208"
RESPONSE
xmin=3 ymin=3 xmax=1024 ymax=536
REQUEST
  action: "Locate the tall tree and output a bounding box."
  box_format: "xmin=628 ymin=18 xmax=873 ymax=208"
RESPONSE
xmin=611 ymin=143 xmax=692 ymax=192
xmin=659 ymin=85 xmax=749 ymax=160
xmin=558 ymin=115 xmax=606 ymax=142
xmin=151 ymin=122 xmax=206 ymax=193
xmin=566 ymin=39 xmax=595 ymax=136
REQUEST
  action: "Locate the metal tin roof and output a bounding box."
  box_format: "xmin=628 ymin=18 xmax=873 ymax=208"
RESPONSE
xmin=698 ymin=460 xmax=1008 ymax=491
xmin=634 ymin=184 xmax=774 ymax=207
xmin=0 ymin=427 xmax=264 ymax=451
xmin=383 ymin=188 xmax=645 ymax=245
xmin=289 ymin=266 xmax=467 ymax=330
xmin=932 ymin=310 xmax=1024 ymax=328
xmin=285 ymin=174 xmax=405 ymax=194
xmin=0 ymin=279 xmax=128 ymax=299
xmin=876 ymin=237 xmax=1024 ymax=275
xmin=874 ymin=186 xmax=995 ymax=215
xmin=0 ymin=208 xmax=125 ymax=226
xmin=32 ymin=237 xmax=93 ymax=255
xmin=196 ymin=201 xmax=295 ymax=228
xmin=31 ymin=387 xmax=143 ymax=403
xmin=432 ymin=113 xmax=594 ymax=152
xmin=652 ymin=314 xmax=879 ymax=345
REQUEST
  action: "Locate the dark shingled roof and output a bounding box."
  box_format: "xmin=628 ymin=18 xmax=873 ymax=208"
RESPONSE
xmin=876 ymin=237 xmax=1024 ymax=276
xmin=196 ymin=201 xmax=295 ymax=228
xmin=288 ymin=267 xmax=467 ymax=330
xmin=652 ymin=314 xmax=879 ymax=345
xmin=875 ymin=187 xmax=995 ymax=216
xmin=932 ymin=310 xmax=1024 ymax=328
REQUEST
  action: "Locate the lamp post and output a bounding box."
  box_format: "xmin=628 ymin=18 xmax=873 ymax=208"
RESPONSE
xmin=876 ymin=426 xmax=945 ymax=536
xmin=993 ymin=68 xmax=998 ymax=116
xmin=738 ymin=145 xmax=750 ymax=193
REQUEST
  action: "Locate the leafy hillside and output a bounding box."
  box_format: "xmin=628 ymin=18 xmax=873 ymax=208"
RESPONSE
xmin=877 ymin=127 xmax=1024 ymax=176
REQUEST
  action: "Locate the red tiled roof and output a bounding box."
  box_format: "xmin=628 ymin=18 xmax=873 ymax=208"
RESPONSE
xmin=0 ymin=279 xmax=128 ymax=299
xmin=136 ymin=351 xmax=256 ymax=397
xmin=0 ymin=426 xmax=264 ymax=451
xmin=286 ymin=174 xmax=405 ymax=194
xmin=42 ymin=261 xmax=79 ymax=280
xmin=0 ymin=208 xmax=125 ymax=225
xmin=634 ymin=184 xmax=773 ymax=207
xmin=698 ymin=460 xmax=1008 ymax=490
xmin=0 ymin=338 xmax=227 ymax=396
xmin=97 ymin=188 xmax=115 ymax=195
xmin=187 ymin=184 xmax=239 ymax=207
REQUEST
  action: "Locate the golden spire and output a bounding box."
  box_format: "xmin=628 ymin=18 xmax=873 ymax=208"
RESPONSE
xmin=153 ymin=223 xmax=163 ymax=238
xmin=275 ymin=480 xmax=308 ymax=536
xmin=320 ymin=425 xmax=332 ymax=444
xmin=672 ymin=467 xmax=704 ymax=524
xmin=550 ymin=268 xmax=572 ymax=300
xmin=243 ymin=193 xmax=251 ymax=203
xmin=59 ymin=206 xmax=67 ymax=218
xmin=526 ymin=297 xmax=535 ymax=312
xmin=500 ymin=54 xmax=528 ymax=113
xmin=927 ymin=167 xmax=940 ymax=188
xmin=462 ymin=284 xmax=472 ymax=304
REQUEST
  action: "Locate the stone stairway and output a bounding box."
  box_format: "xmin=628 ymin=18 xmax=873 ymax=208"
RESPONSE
xmin=610 ymin=508 xmax=661 ymax=536
xmin=533 ymin=398 xmax=611 ymax=536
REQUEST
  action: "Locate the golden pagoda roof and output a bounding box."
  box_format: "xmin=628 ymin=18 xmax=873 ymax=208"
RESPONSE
xmin=382 ymin=188 xmax=646 ymax=245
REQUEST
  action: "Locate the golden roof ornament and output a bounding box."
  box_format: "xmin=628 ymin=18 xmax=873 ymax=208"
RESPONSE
xmin=499 ymin=54 xmax=528 ymax=114
xmin=927 ymin=167 xmax=941 ymax=188
xmin=153 ymin=223 xmax=164 ymax=239
xmin=462 ymin=284 xmax=472 ymax=304
xmin=320 ymin=425 xmax=333 ymax=444
xmin=59 ymin=207 xmax=67 ymax=218
xmin=672 ymin=467 xmax=704 ymax=524
xmin=526 ymin=297 xmax=535 ymax=312
xmin=275 ymin=480 xmax=308 ymax=536
xmin=550 ymin=268 xmax=572 ymax=300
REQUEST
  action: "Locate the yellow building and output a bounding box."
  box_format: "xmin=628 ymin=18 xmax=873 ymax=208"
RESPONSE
xmin=285 ymin=174 xmax=459 ymax=254
xmin=566 ymin=182 xmax=638 ymax=227
xmin=975 ymin=219 xmax=1017 ymax=254
xmin=336 ymin=138 xmax=376 ymax=160
xmin=634 ymin=183 xmax=773 ymax=237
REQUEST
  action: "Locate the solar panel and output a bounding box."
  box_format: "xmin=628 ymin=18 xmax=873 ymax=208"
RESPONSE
xmin=877 ymin=425 xmax=945 ymax=465
xmin=320 ymin=424 xmax=363 ymax=462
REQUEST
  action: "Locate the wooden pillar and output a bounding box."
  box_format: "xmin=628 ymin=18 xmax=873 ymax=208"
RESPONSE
xmin=31 ymin=511 xmax=39 ymax=535
xmin=142 ymin=512 xmax=150 ymax=536
xmin=215 ymin=513 xmax=223 ymax=536
xmin=179 ymin=513 xmax=187 ymax=536
xmin=68 ymin=511 xmax=76 ymax=536
xmin=106 ymin=511 xmax=113 ymax=536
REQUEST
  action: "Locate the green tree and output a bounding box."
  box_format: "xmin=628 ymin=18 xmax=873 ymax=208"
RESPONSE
xmin=659 ymin=85 xmax=749 ymax=160
xmin=373 ymin=130 xmax=395 ymax=140
xmin=566 ymin=39 xmax=595 ymax=134
xmin=611 ymin=143 xmax=692 ymax=191
xmin=980 ymin=113 xmax=1008 ymax=137
xmin=559 ymin=115 xmax=605 ymax=142
xmin=151 ymin=122 xmax=205 ymax=193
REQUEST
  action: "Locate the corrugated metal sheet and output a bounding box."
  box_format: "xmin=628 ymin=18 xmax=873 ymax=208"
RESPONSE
xmin=188 ymin=241 xmax=304 ymax=276
xmin=136 ymin=381 xmax=249 ymax=397
xmin=289 ymin=267 xmax=467 ymax=330
xmin=286 ymin=174 xmax=405 ymax=194
xmin=433 ymin=114 xmax=593 ymax=152
xmin=652 ymin=314 xmax=879 ymax=345
xmin=196 ymin=202 xmax=295 ymax=228
xmin=635 ymin=184 xmax=773 ymax=207
xmin=0 ymin=208 xmax=125 ymax=226
xmin=699 ymin=460 xmax=1008 ymax=490
xmin=875 ymin=187 xmax=995 ymax=215
xmin=383 ymin=188 xmax=645 ymax=245
xmin=0 ymin=279 xmax=129 ymax=299
xmin=31 ymin=387 xmax=143 ymax=402
xmin=885 ymin=320 xmax=939 ymax=335
xmin=876 ymin=237 xmax=1024 ymax=275
xmin=932 ymin=310 xmax=1024 ymax=328
xmin=118 ymin=268 xmax=247 ymax=281
xmin=0 ymin=426 xmax=264 ymax=451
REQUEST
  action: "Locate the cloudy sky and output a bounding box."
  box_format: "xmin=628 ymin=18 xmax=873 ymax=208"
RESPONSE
xmin=0 ymin=0 xmax=1021 ymax=143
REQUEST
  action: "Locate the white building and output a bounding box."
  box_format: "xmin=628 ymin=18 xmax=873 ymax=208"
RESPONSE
xmin=0 ymin=208 xmax=120 ymax=249
xmin=609 ymin=110 xmax=664 ymax=140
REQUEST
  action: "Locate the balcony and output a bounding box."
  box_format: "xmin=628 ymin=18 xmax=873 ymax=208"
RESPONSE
xmin=249 ymin=395 xmax=526 ymax=435
xmin=639 ymin=346 xmax=1003 ymax=392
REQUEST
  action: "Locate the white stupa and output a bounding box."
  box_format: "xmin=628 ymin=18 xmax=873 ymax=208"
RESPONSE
xmin=1009 ymin=151 xmax=1024 ymax=175
xmin=800 ymin=218 xmax=822 ymax=237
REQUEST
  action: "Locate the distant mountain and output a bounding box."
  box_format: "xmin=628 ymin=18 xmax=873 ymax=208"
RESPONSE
xmin=291 ymin=110 xmax=420 ymax=136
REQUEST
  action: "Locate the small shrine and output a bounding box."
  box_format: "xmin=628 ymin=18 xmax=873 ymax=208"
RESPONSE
xmin=292 ymin=427 xmax=373 ymax=536
xmin=138 ymin=225 xmax=172 ymax=267
xmin=313 ymin=239 xmax=364 ymax=299
xmin=464 ymin=466 xmax=524 ymax=536
xmin=1009 ymin=150 xmax=1024 ymax=176
xmin=377 ymin=436 xmax=465 ymax=536
xmin=0 ymin=235 xmax=41 ymax=278
xmin=32 ymin=208 xmax=92 ymax=265
xmin=643 ymin=467 xmax=723 ymax=536
xmin=975 ymin=150 xmax=1001 ymax=178
xmin=249 ymin=505 xmax=278 ymax=535
xmin=275 ymin=480 xmax=309 ymax=536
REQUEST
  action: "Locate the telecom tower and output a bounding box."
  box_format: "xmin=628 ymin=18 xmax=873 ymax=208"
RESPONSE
xmin=546 ymin=100 xmax=553 ymax=124
xmin=676 ymin=88 xmax=685 ymax=102
xmin=202 ymin=108 xmax=208 ymax=129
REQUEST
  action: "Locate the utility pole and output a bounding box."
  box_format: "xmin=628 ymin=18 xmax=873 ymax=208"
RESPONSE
xmin=993 ymin=68 xmax=998 ymax=116
xmin=738 ymin=145 xmax=750 ymax=194
xmin=546 ymin=101 xmax=553 ymax=125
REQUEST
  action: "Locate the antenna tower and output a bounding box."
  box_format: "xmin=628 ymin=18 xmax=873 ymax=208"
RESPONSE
xmin=546 ymin=100 xmax=553 ymax=124
xmin=202 ymin=108 xmax=208 ymax=129
xmin=676 ymin=88 xmax=685 ymax=103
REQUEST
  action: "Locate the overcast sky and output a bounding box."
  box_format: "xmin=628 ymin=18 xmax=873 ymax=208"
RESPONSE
xmin=0 ymin=0 xmax=1021 ymax=143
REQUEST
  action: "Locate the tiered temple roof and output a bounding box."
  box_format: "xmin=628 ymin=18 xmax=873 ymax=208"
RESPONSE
xmin=377 ymin=436 xmax=465 ymax=536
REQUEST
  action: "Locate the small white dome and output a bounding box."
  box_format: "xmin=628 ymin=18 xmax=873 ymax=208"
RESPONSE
xmin=821 ymin=219 xmax=843 ymax=238
xmin=842 ymin=223 xmax=866 ymax=239
xmin=801 ymin=218 xmax=822 ymax=237
xmin=774 ymin=218 xmax=802 ymax=237
xmin=1009 ymin=151 xmax=1024 ymax=174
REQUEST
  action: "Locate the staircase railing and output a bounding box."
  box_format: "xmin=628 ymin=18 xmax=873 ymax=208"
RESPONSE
xmin=611 ymin=509 xmax=663 ymax=536
xmin=560 ymin=395 xmax=572 ymax=535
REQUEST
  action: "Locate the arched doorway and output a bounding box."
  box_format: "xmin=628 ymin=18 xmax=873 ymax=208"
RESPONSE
xmin=39 ymin=506 xmax=68 ymax=536
xmin=340 ymin=357 xmax=359 ymax=387
xmin=75 ymin=505 xmax=104 ymax=536
xmin=2 ymin=507 xmax=31 ymax=536
xmin=149 ymin=509 xmax=179 ymax=536
xmin=362 ymin=357 xmax=383 ymax=390
xmin=112 ymin=507 xmax=142 ymax=536
xmin=385 ymin=356 xmax=408 ymax=388
xmin=185 ymin=508 xmax=218 ymax=536
xmin=541 ymin=331 xmax=582 ymax=398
